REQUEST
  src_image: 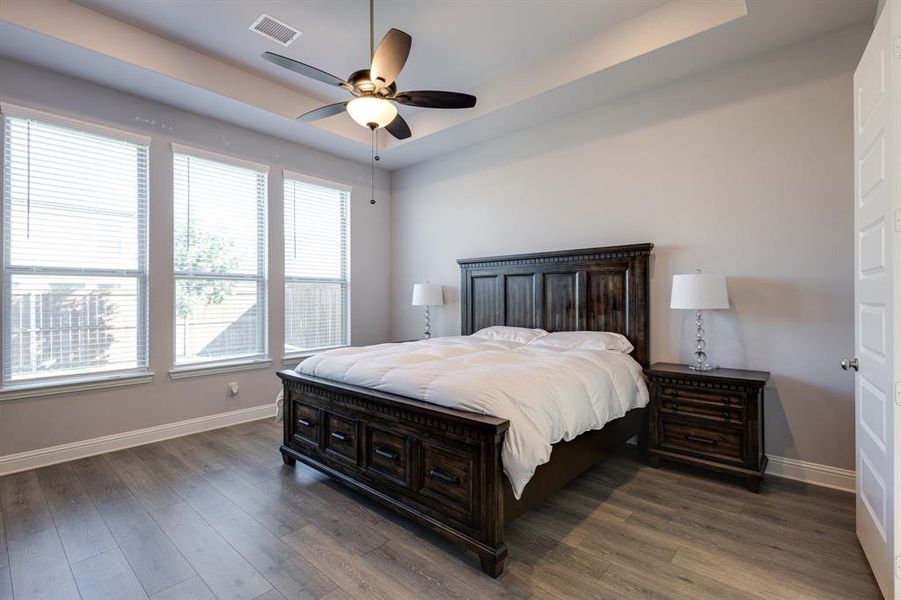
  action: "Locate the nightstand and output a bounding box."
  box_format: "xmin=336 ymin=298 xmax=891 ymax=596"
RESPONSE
xmin=646 ymin=362 xmax=770 ymax=492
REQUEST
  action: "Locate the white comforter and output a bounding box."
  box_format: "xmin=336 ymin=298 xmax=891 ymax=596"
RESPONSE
xmin=294 ymin=336 xmax=648 ymax=498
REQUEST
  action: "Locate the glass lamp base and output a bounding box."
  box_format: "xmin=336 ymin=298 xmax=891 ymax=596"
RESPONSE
xmin=689 ymin=362 xmax=719 ymax=371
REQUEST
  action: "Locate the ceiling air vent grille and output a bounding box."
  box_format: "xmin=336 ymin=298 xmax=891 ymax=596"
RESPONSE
xmin=250 ymin=13 xmax=301 ymax=47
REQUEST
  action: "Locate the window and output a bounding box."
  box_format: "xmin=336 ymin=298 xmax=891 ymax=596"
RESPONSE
xmin=284 ymin=172 xmax=350 ymax=354
xmin=2 ymin=106 xmax=149 ymax=386
xmin=173 ymin=146 xmax=267 ymax=366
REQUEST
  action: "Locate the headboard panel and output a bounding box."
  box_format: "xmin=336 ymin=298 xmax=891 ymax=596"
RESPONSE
xmin=458 ymin=243 xmax=653 ymax=367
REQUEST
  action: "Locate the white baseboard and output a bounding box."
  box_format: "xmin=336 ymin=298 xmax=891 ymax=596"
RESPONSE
xmin=632 ymin=436 xmax=853 ymax=493
xmin=0 ymin=404 xmax=275 ymax=476
xmin=766 ymin=454 xmax=856 ymax=493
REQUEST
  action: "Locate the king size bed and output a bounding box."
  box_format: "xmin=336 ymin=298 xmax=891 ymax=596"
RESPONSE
xmin=277 ymin=243 xmax=653 ymax=576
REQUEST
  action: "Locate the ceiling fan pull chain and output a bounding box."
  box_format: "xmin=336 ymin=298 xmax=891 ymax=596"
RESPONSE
xmin=370 ymin=127 xmax=376 ymax=205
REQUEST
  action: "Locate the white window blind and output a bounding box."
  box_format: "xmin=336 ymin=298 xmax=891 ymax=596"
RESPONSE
xmin=173 ymin=150 xmax=267 ymax=365
xmin=2 ymin=110 xmax=149 ymax=385
xmin=284 ymin=174 xmax=350 ymax=354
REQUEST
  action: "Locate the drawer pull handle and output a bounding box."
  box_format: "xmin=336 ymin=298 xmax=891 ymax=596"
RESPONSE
xmin=374 ymin=447 xmax=399 ymax=461
xmin=428 ymin=468 xmax=459 ymax=484
xmin=297 ymin=418 xmax=315 ymax=427
xmin=330 ymin=432 xmax=351 ymax=443
xmin=685 ymin=434 xmax=716 ymax=445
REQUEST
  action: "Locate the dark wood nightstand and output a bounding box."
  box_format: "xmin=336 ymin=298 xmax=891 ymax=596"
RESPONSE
xmin=645 ymin=362 xmax=770 ymax=492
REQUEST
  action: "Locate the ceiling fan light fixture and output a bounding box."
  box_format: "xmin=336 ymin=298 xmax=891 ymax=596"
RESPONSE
xmin=347 ymin=96 xmax=397 ymax=129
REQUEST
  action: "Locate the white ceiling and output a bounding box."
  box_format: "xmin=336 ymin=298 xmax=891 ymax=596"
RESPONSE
xmin=73 ymin=0 xmax=667 ymax=105
xmin=0 ymin=0 xmax=877 ymax=170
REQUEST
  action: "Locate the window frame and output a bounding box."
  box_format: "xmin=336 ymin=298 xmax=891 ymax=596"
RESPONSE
xmin=170 ymin=143 xmax=270 ymax=372
xmin=283 ymin=170 xmax=351 ymax=359
xmin=0 ymin=103 xmax=152 ymax=395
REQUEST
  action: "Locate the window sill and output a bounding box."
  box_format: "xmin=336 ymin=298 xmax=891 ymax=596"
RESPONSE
xmin=168 ymin=358 xmax=273 ymax=380
xmin=0 ymin=371 xmax=154 ymax=402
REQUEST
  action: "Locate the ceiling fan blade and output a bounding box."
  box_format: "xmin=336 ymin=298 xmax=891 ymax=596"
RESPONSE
xmin=394 ymin=91 xmax=476 ymax=109
xmin=370 ymin=28 xmax=412 ymax=89
xmin=385 ymin=113 xmax=412 ymax=140
xmin=262 ymin=52 xmax=347 ymax=87
xmin=297 ymin=102 xmax=348 ymax=122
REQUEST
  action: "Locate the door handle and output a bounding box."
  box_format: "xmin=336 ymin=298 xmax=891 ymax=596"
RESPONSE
xmin=840 ymin=358 xmax=859 ymax=372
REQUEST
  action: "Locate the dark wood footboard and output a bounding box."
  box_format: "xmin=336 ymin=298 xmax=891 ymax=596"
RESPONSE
xmin=278 ymin=369 xmax=511 ymax=576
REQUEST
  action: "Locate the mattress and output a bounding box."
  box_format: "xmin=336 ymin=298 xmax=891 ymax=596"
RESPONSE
xmin=292 ymin=335 xmax=648 ymax=498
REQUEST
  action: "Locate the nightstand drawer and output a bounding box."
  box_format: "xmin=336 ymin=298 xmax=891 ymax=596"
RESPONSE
xmin=657 ymin=390 xmax=745 ymax=424
xmin=659 ymin=382 xmax=744 ymax=405
xmin=658 ymin=417 xmax=744 ymax=463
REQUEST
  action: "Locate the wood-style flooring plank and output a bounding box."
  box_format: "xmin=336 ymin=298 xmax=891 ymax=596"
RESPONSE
xmin=252 ymin=590 xmax=288 ymax=600
xmin=0 ymin=566 xmax=11 ymax=600
xmin=149 ymin=576 xmax=216 ymax=600
xmin=70 ymin=547 xmax=149 ymax=600
xmin=96 ymin=496 xmax=195 ymax=595
xmin=0 ymin=507 xmax=7 ymax=568
xmin=149 ymin=501 xmax=273 ymax=600
xmin=319 ymin=589 xmax=354 ymax=600
xmin=201 ymin=468 xmax=308 ymax=537
xmin=35 ymin=463 xmax=117 ymax=563
xmin=283 ymin=525 xmax=420 ymax=600
xmin=159 ymin=437 xmax=226 ymax=475
xmin=671 ymin=546 xmax=851 ymax=600
xmin=197 ymin=500 xmax=335 ymax=600
xmin=0 ymin=473 xmax=54 ymax=543
xmin=7 ymin=529 xmax=80 ymax=600
xmin=103 ymin=449 xmax=183 ymax=511
xmin=70 ymin=455 xmax=132 ymax=506
xmin=136 ymin=444 xmax=227 ymax=512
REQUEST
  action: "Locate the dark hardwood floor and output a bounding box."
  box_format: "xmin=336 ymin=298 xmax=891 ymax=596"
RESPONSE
xmin=0 ymin=419 xmax=880 ymax=599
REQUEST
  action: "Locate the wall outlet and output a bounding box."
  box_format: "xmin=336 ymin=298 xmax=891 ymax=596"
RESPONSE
xmin=227 ymin=382 xmax=239 ymax=396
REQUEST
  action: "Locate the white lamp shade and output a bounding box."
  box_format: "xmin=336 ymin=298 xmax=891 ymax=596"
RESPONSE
xmin=670 ymin=272 xmax=729 ymax=310
xmin=412 ymin=283 xmax=443 ymax=306
xmin=347 ymin=97 xmax=398 ymax=129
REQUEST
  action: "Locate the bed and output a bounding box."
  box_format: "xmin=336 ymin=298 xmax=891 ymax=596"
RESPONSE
xmin=277 ymin=243 xmax=653 ymax=576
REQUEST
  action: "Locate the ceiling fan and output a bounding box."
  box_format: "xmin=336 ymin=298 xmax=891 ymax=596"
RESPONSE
xmin=261 ymin=0 xmax=477 ymax=140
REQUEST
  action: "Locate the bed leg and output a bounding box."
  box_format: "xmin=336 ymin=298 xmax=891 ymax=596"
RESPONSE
xmin=480 ymin=554 xmax=505 ymax=578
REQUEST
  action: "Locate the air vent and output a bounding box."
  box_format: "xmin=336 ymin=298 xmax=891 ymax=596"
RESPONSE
xmin=250 ymin=13 xmax=301 ymax=47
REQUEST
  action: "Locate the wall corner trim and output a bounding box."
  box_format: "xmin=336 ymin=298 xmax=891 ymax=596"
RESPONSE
xmin=765 ymin=454 xmax=856 ymax=493
xmin=0 ymin=404 xmax=275 ymax=476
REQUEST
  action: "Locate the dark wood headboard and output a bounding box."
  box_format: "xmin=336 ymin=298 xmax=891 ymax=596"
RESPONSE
xmin=457 ymin=243 xmax=653 ymax=367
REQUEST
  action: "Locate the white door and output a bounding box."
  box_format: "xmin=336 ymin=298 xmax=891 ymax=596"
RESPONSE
xmin=853 ymin=3 xmax=900 ymax=598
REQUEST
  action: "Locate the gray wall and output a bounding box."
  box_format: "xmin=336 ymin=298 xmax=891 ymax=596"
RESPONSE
xmin=0 ymin=58 xmax=392 ymax=456
xmin=390 ymin=25 xmax=869 ymax=471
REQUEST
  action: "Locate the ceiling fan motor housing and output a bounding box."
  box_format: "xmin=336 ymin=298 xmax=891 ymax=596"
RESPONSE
xmin=347 ymin=69 xmax=397 ymax=97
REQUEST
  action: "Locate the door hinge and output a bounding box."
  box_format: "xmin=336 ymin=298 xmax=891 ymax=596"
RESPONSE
xmin=894 ymin=35 xmax=901 ymax=59
xmin=896 ymin=381 xmax=901 ymax=407
xmin=895 ymin=208 xmax=901 ymax=232
xmin=896 ymin=555 xmax=901 ymax=578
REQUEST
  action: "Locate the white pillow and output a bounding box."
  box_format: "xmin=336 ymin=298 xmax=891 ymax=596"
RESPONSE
xmin=471 ymin=326 xmax=549 ymax=344
xmin=530 ymin=331 xmax=634 ymax=353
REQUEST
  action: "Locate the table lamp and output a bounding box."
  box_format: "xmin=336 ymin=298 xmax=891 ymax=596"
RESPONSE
xmin=670 ymin=270 xmax=729 ymax=371
xmin=411 ymin=282 xmax=443 ymax=339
